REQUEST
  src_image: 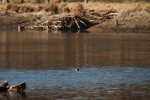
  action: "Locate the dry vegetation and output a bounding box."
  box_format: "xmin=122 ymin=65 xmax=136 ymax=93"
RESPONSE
xmin=0 ymin=2 xmax=149 ymax=19
xmin=0 ymin=2 xmax=149 ymax=21
xmin=0 ymin=1 xmax=149 ymax=30
xmin=0 ymin=2 xmax=149 ymax=14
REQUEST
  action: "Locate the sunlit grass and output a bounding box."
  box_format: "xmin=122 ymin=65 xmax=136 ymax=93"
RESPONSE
xmin=0 ymin=2 xmax=149 ymax=14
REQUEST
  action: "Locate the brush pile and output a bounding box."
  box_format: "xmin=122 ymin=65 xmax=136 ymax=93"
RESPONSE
xmin=23 ymin=15 xmax=98 ymax=31
xmin=51 ymin=16 xmax=95 ymax=30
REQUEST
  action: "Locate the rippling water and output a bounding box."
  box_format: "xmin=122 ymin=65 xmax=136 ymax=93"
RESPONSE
xmin=0 ymin=30 xmax=150 ymax=100
xmin=0 ymin=67 xmax=150 ymax=100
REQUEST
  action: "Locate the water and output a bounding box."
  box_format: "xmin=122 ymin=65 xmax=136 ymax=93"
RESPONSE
xmin=0 ymin=30 xmax=150 ymax=100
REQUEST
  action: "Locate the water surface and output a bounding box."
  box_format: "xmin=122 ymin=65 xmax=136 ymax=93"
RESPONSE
xmin=0 ymin=30 xmax=150 ymax=100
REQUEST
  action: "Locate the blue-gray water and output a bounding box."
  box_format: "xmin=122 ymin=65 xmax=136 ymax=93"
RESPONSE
xmin=0 ymin=30 xmax=150 ymax=100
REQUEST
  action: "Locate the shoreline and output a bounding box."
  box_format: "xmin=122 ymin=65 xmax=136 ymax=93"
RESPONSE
xmin=0 ymin=2 xmax=149 ymax=32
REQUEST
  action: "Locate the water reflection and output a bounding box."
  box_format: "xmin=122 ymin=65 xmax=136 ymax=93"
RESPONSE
xmin=0 ymin=30 xmax=150 ymax=100
xmin=0 ymin=91 xmax=26 ymax=100
xmin=26 ymin=84 xmax=150 ymax=100
xmin=0 ymin=31 xmax=150 ymax=69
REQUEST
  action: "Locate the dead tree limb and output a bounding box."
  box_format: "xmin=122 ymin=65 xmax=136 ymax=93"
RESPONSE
xmin=73 ymin=17 xmax=80 ymax=29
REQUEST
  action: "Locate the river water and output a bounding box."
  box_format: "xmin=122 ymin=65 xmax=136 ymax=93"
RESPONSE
xmin=0 ymin=30 xmax=150 ymax=100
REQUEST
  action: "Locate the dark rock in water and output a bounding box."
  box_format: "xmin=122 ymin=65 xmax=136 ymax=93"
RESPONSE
xmin=0 ymin=81 xmax=9 ymax=92
xmin=0 ymin=87 xmax=9 ymax=92
xmin=0 ymin=81 xmax=8 ymax=87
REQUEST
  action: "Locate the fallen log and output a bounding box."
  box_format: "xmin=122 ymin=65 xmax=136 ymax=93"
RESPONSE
xmin=89 ymin=14 xmax=103 ymax=20
xmin=73 ymin=17 xmax=80 ymax=29
xmin=77 ymin=18 xmax=87 ymax=26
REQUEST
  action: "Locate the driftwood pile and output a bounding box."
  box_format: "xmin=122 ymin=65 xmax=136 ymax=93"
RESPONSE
xmin=19 ymin=15 xmax=98 ymax=32
xmin=18 ymin=9 xmax=118 ymax=32
xmin=86 ymin=9 xmax=117 ymax=21
xmin=52 ymin=16 xmax=95 ymax=30
xmin=0 ymin=81 xmax=26 ymax=92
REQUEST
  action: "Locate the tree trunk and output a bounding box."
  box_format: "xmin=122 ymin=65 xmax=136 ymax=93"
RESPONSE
xmin=2 ymin=0 xmax=10 ymax=3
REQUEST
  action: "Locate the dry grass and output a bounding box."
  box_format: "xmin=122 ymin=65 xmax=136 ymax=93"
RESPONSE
xmin=0 ymin=4 xmax=7 ymax=10
xmin=6 ymin=3 xmax=36 ymax=12
xmin=144 ymin=5 xmax=150 ymax=12
xmin=6 ymin=3 xmax=20 ymax=12
xmin=58 ymin=3 xmax=69 ymax=13
xmin=5 ymin=3 xmax=58 ymax=13
xmin=82 ymin=2 xmax=150 ymax=12
xmin=0 ymin=2 xmax=149 ymax=14
xmin=71 ymin=3 xmax=84 ymax=16
xmin=36 ymin=5 xmax=43 ymax=11
xmin=132 ymin=3 xmax=143 ymax=12
xmin=19 ymin=5 xmax=35 ymax=12
xmin=44 ymin=3 xmax=58 ymax=14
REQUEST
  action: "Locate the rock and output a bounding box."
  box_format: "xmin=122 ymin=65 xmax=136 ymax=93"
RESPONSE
xmin=0 ymin=81 xmax=9 ymax=92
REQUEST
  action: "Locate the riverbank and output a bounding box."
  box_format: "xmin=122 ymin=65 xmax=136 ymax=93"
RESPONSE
xmin=0 ymin=2 xmax=149 ymax=32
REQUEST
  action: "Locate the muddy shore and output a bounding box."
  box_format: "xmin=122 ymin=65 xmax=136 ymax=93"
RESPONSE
xmin=0 ymin=3 xmax=149 ymax=32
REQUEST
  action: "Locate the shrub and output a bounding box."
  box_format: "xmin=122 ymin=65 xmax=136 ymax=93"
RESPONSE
xmin=133 ymin=4 xmax=143 ymax=12
xmin=44 ymin=3 xmax=58 ymax=14
xmin=6 ymin=3 xmax=20 ymax=12
xmin=58 ymin=3 xmax=66 ymax=13
xmin=117 ymin=8 xmax=131 ymax=18
xmin=36 ymin=5 xmax=43 ymax=11
xmin=58 ymin=3 xmax=70 ymax=13
xmin=71 ymin=3 xmax=84 ymax=16
xmin=6 ymin=3 xmax=36 ymax=13
xmin=63 ymin=7 xmax=70 ymax=13
xmin=144 ymin=5 xmax=150 ymax=12
xmin=19 ymin=5 xmax=35 ymax=12
xmin=6 ymin=4 xmax=13 ymax=10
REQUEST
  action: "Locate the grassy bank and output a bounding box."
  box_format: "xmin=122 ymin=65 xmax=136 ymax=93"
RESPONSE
xmin=0 ymin=2 xmax=149 ymax=32
xmin=0 ymin=2 xmax=149 ymax=14
xmin=0 ymin=0 xmax=149 ymax=3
